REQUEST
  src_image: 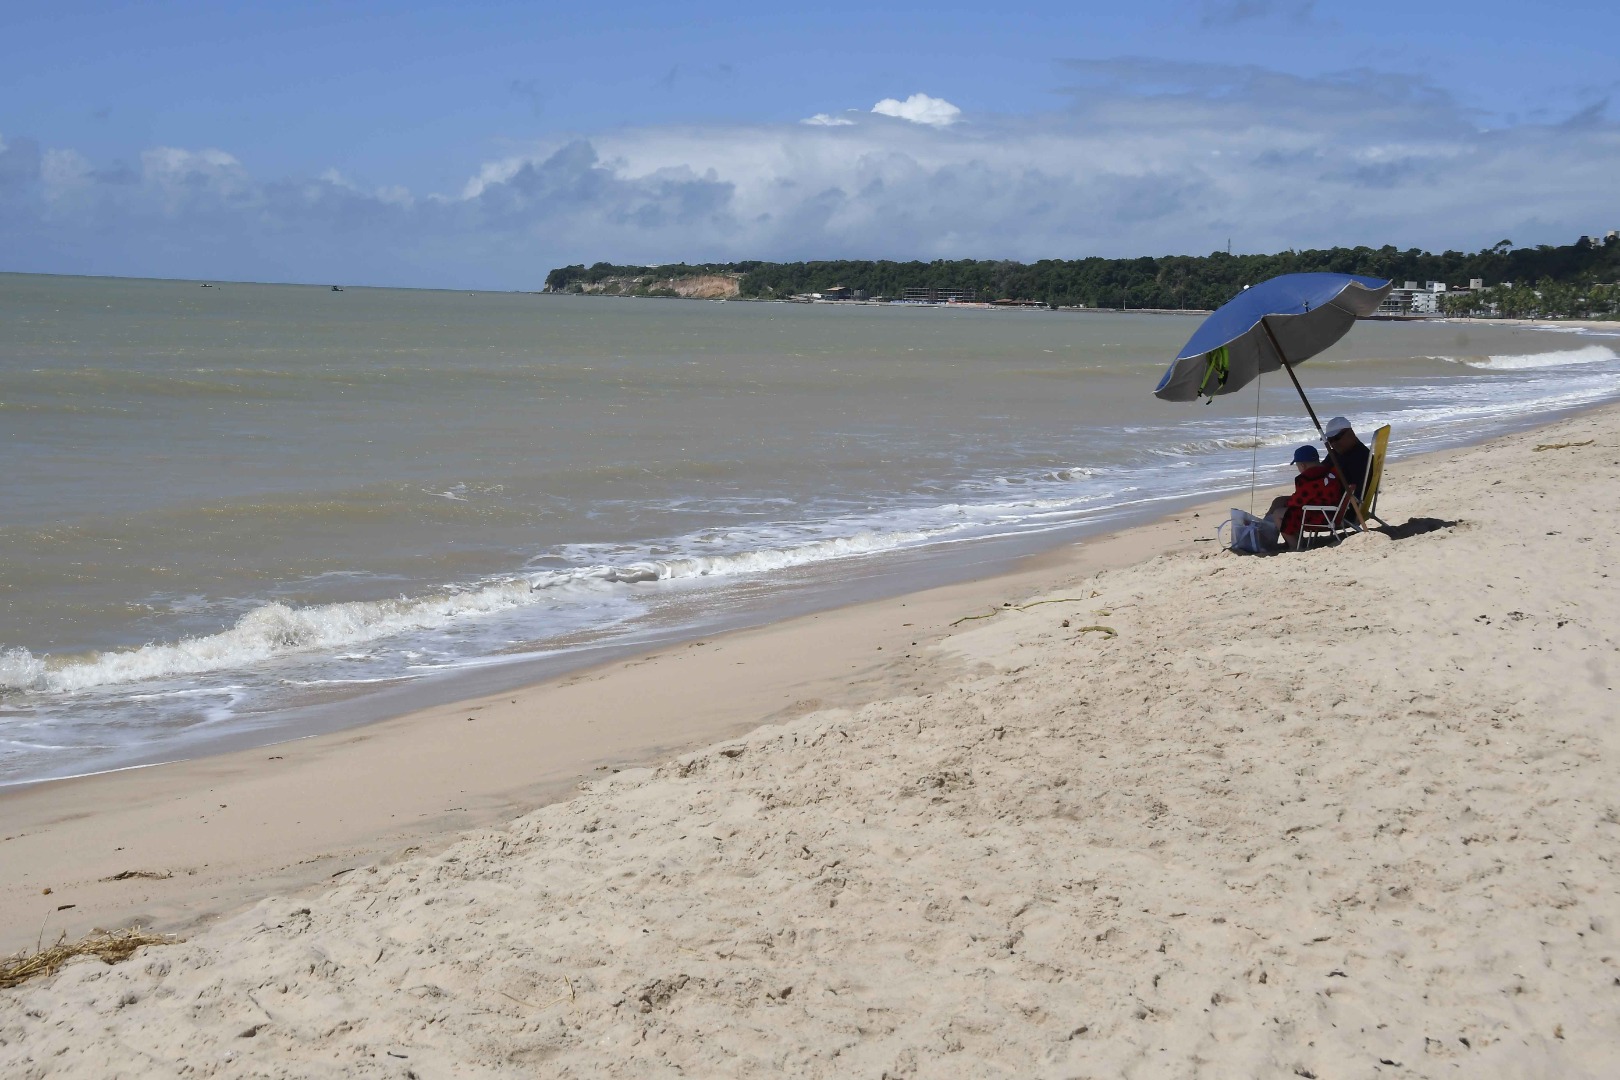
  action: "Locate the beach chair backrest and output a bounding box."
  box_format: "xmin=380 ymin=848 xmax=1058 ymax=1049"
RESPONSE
xmin=1362 ymin=424 xmax=1391 ymax=517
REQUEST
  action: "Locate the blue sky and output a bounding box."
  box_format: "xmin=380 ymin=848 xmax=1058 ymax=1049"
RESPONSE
xmin=3 ymin=0 xmax=1618 ymax=288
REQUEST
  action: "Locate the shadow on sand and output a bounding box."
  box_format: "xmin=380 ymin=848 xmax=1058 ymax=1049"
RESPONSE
xmin=1373 ymin=517 xmax=1461 ymax=541
xmin=1215 ymin=517 xmax=1461 ymax=556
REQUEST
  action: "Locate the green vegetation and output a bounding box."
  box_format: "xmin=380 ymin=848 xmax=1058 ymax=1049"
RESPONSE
xmin=545 ymin=236 xmax=1620 ymax=317
xmin=1440 ymin=279 xmax=1620 ymax=319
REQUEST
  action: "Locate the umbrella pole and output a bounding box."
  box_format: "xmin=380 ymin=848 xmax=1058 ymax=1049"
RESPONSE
xmin=1261 ymin=320 xmax=1368 ymax=529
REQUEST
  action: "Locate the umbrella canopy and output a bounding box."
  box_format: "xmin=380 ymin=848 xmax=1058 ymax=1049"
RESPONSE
xmin=1153 ymin=273 xmax=1392 ymax=402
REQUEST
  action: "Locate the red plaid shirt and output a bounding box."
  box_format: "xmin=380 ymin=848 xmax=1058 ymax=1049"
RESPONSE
xmin=1282 ymin=464 xmax=1343 ymax=534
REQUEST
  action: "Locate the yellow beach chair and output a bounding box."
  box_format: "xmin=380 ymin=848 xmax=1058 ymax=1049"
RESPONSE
xmin=1358 ymin=424 xmax=1390 ymax=528
xmin=1296 ymin=424 xmax=1390 ymax=549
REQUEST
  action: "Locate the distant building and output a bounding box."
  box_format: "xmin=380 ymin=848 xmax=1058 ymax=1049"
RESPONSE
xmin=1377 ymin=281 xmax=1421 ymax=315
xmin=1411 ymin=281 xmax=1446 ymax=315
xmin=819 ymin=285 xmax=853 ymax=300
xmin=1376 ymin=277 xmax=1500 ymax=317
xmin=901 ymin=287 xmax=977 ymax=303
xmin=1377 ymin=280 xmax=1451 ymax=316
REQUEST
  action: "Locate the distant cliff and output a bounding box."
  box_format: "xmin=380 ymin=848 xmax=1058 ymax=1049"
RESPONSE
xmin=543 ymin=263 xmax=744 ymax=299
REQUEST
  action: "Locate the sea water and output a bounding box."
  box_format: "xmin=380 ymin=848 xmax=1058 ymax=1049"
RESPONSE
xmin=3 ymin=273 xmax=1618 ymax=785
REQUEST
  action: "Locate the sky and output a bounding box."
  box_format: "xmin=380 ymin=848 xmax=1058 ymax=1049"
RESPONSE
xmin=2 ymin=0 xmax=1618 ymax=289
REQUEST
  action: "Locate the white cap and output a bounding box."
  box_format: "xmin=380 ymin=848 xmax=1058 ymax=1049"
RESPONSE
xmin=1324 ymin=416 xmax=1353 ymax=438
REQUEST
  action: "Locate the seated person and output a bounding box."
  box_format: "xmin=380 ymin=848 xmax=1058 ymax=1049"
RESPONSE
xmin=1324 ymin=416 xmax=1371 ymax=499
xmin=1264 ymin=445 xmax=1344 ymax=547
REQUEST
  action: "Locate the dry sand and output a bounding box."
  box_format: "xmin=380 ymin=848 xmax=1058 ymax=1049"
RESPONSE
xmin=2 ymin=407 xmax=1618 ymax=1077
xmin=0 ymin=504 xmax=1217 ymax=961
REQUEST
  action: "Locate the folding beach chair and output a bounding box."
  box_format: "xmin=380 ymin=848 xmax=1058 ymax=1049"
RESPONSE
xmin=1294 ymin=424 xmax=1390 ymax=550
xmin=1358 ymin=424 xmax=1390 ymax=528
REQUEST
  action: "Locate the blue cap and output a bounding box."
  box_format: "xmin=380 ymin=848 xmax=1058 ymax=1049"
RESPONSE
xmin=1292 ymin=444 xmax=1321 ymax=465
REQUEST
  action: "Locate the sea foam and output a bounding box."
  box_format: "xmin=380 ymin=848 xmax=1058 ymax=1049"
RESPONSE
xmin=0 ymin=583 xmax=540 ymax=694
xmin=0 ymin=526 xmax=954 ymax=696
xmin=528 ymin=528 xmax=942 ymax=591
xmin=1443 ymin=345 xmax=1619 ymax=371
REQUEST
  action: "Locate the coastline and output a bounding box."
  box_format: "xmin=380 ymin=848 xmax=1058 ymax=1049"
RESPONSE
xmin=0 ymin=484 xmax=1259 ymax=957
xmin=8 ymin=279 xmax=1619 ymax=796
xmin=553 ymin=291 xmax=1620 ymax=339
xmin=3 ymin=401 xmax=1616 ymax=1074
xmin=1459 ymin=315 xmax=1620 ymax=332
xmin=0 ymin=401 xmax=1608 ymax=957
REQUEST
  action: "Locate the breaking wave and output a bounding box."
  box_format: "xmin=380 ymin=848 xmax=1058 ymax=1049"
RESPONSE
xmin=0 ymin=584 xmax=540 ymax=694
xmin=527 ymin=528 xmax=943 ymax=590
xmin=1153 ymin=430 xmax=1306 ymax=457
xmin=8 ymin=342 xmax=1620 ymax=707
xmin=1440 ymin=345 xmax=1619 ymax=371
xmin=0 ymin=527 xmax=955 ymax=696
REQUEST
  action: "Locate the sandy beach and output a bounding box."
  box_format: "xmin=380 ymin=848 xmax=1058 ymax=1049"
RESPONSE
xmin=1471 ymin=317 xmax=1620 ymax=332
xmin=3 ymin=405 xmax=1618 ymax=1077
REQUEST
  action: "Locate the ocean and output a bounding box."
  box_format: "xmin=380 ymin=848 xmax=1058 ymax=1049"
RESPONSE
xmin=4 ymin=273 xmax=1618 ymax=786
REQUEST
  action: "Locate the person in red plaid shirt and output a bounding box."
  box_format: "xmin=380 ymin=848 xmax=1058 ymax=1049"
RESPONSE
xmin=1264 ymin=444 xmax=1344 ymax=548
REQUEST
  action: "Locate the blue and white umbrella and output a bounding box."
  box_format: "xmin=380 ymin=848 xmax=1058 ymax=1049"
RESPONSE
xmin=1153 ymin=272 xmax=1392 ymax=407
xmin=1153 ymin=272 xmax=1393 ymax=523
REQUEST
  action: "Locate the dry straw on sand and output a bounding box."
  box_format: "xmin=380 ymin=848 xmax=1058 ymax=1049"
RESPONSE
xmin=0 ymin=928 xmax=175 ymax=990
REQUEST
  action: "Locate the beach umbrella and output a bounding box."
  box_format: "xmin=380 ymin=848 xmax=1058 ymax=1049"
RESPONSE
xmin=1153 ymin=272 xmax=1392 ymax=522
xmin=1154 ymin=272 xmax=1392 ymax=406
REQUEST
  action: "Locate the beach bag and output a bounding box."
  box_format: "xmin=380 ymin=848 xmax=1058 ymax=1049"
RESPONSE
xmin=1217 ymin=508 xmax=1277 ymax=554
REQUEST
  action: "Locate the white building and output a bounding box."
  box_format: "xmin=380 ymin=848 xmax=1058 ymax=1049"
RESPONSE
xmin=1378 ymin=281 xmax=1427 ymax=315
xmin=1376 ymin=279 xmax=1475 ymax=316
xmin=1410 ymin=281 xmax=1447 ymax=314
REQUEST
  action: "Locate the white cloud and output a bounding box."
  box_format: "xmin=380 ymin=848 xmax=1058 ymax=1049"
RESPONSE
xmin=2 ymin=63 xmax=1617 ymax=289
xmin=374 ymin=184 xmax=413 ymax=208
xmin=871 ymin=93 xmax=962 ymax=127
xmin=319 ymin=168 xmax=416 ymax=208
xmin=141 ymin=146 xmax=244 ymax=182
xmin=40 ymin=148 xmax=92 ymax=197
xmin=461 ymin=156 xmax=525 ymax=199
xmin=139 ymin=146 xmax=252 ymax=214
xmin=801 ymin=113 xmax=856 ymax=127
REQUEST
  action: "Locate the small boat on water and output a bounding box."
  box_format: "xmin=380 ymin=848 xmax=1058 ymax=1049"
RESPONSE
xmin=199 ymin=283 xmax=214 ymax=288
xmin=331 ymin=285 xmax=343 ymax=292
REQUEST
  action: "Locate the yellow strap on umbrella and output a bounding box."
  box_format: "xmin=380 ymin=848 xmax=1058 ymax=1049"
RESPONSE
xmin=1198 ymin=345 xmax=1230 ymax=399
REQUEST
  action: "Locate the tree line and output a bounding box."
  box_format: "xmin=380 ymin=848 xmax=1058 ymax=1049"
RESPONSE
xmin=1440 ymin=280 xmax=1620 ymax=319
xmin=543 ymin=235 xmax=1620 ymax=316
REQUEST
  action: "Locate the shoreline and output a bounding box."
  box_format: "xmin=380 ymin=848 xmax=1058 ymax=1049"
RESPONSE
xmin=549 ymin=292 xmax=1620 ymax=327
xmin=1452 ymin=315 xmax=1620 ymax=331
xmin=0 ymin=400 xmax=1607 ymax=957
xmin=4 ymin=401 xmax=1616 ymax=1075
xmin=5 ymin=478 xmax=1279 ymax=793
xmin=0 ymin=480 xmax=1286 ymax=793
xmin=10 ymin=365 xmax=1613 ymax=795
xmin=0 ymin=485 xmax=1262 ymax=957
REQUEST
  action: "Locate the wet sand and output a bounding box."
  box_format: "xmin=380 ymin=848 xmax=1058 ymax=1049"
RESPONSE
xmin=1 ymin=489 xmax=1246 ymax=958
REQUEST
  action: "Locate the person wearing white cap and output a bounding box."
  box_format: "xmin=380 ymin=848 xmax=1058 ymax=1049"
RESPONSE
xmin=1323 ymin=416 xmax=1371 ymax=498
